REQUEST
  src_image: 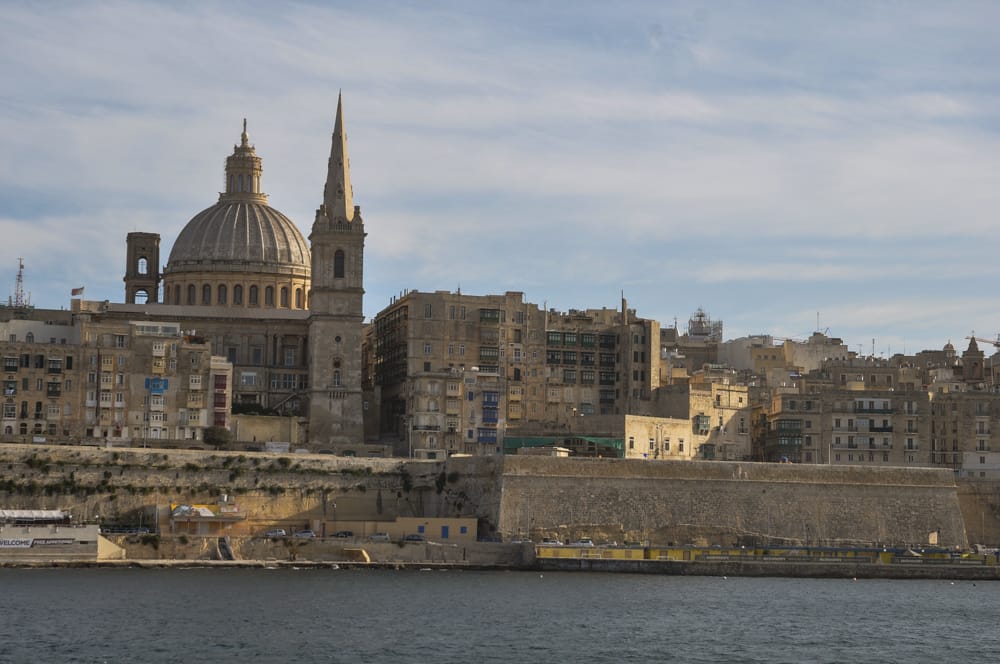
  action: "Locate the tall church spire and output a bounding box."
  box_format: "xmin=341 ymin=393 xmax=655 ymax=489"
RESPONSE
xmin=323 ymin=92 xmax=354 ymax=222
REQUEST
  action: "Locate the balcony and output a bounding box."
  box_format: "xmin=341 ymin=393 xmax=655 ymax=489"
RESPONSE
xmin=854 ymin=406 xmax=892 ymax=414
xmin=870 ymin=426 xmax=893 ymax=433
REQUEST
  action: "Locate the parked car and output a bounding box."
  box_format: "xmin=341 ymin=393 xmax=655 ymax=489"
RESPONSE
xmin=540 ymin=538 xmax=564 ymax=546
xmin=368 ymin=532 xmax=391 ymax=542
xmin=293 ymin=530 xmax=316 ymax=538
xmin=403 ymin=533 xmax=426 ymax=542
xmin=264 ymin=528 xmax=287 ymax=537
xmin=332 ymin=530 xmax=354 ymax=538
xmin=570 ymin=538 xmax=596 ymax=547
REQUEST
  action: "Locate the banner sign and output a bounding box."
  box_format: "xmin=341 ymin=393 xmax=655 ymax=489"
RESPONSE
xmin=0 ymin=538 xmax=33 ymax=548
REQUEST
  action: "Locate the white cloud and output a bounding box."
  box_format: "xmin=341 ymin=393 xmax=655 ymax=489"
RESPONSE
xmin=2 ymin=1 xmax=999 ymax=354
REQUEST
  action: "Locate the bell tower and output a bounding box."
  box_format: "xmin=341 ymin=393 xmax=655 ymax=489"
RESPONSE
xmin=307 ymin=94 xmax=366 ymax=446
xmin=124 ymin=232 xmax=161 ymax=304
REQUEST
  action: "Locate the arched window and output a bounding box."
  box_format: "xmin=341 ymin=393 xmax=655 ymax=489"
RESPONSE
xmin=173 ymin=285 xmax=180 ymax=304
xmin=202 ymin=284 xmax=211 ymax=305
xmin=187 ymin=285 xmax=196 ymax=305
xmin=135 ymin=289 xmax=148 ymax=304
xmin=3 ymin=425 xmax=11 ymax=435
xmin=280 ymin=287 xmax=289 ymax=308
xmin=249 ymin=285 xmax=258 ymax=306
xmin=333 ymin=370 xmax=341 ymax=387
xmin=233 ymin=285 xmax=243 ymax=305
xmin=238 ymin=174 xmax=244 ymax=192
xmin=295 ymin=288 xmax=303 ymax=309
xmin=334 ymin=250 xmax=345 ymax=278
xmin=137 ymin=257 xmax=148 ymax=275
xmin=265 ymin=286 xmax=274 ymax=306
xmin=217 ymin=284 xmax=227 ymax=305
xmin=26 ymin=332 xmax=34 ymax=343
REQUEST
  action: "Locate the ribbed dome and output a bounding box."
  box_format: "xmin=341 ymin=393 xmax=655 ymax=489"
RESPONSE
xmin=165 ymin=120 xmax=310 ymax=278
xmin=167 ymin=200 xmax=309 ymax=270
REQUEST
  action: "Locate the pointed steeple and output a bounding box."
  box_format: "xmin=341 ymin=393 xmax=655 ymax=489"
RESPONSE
xmin=323 ymin=92 xmax=355 ymax=222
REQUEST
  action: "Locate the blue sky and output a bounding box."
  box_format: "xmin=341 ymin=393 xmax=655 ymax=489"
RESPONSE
xmin=2 ymin=1 xmax=1000 ymax=356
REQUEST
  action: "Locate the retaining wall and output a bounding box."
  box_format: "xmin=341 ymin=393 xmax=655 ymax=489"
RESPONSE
xmin=496 ymin=457 xmax=967 ymax=548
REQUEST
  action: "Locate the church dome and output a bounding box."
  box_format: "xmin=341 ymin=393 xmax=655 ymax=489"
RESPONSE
xmin=167 ymin=200 xmax=309 ymax=269
xmin=162 ymin=121 xmax=311 ymax=309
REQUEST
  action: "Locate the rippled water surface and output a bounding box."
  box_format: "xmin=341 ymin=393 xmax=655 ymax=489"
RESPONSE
xmin=2 ymin=568 xmax=998 ymax=663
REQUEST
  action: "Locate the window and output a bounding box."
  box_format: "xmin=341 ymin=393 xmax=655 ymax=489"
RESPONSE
xmin=234 ymin=285 xmax=243 ymax=305
xmin=217 ymin=284 xmax=227 ymax=304
xmin=628 ymin=436 xmax=634 ymax=450
xmin=249 ymin=285 xmax=258 ymax=305
xmin=295 ymin=288 xmax=303 ymax=308
xmin=334 ymin=250 xmax=345 ymax=278
xmin=424 ymin=343 xmax=432 ymax=356
xmin=424 ymin=303 xmax=432 ymax=319
xmin=265 ymin=286 xmax=274 ymax=306
xmin=280 ymin=287 xmax=289 ymax=308
xmin=202 ymin=284 xmax=211 ymax=304
xmin=187 ymin=285 xmax=196 ymax=305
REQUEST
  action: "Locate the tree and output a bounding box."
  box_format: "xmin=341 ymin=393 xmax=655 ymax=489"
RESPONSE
xmin=204 ymin=426 xmax=232 ymax=449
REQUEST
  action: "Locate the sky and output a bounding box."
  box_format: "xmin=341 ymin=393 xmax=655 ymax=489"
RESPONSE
xmin=2 ymin=1 xmax=1000 ymax=357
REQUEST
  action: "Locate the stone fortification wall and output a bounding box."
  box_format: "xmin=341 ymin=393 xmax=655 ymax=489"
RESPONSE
xmin=956 ymin=480 xmax=1000 ymax=547
xmin=0 ymin=444 xmax=974 ymax=553
xmin=496 ymin=457 xmax=967 ymax=548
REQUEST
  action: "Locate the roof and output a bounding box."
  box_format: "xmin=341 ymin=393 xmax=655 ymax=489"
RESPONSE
xmin=166 ymin=200 xmax=309 ymax=272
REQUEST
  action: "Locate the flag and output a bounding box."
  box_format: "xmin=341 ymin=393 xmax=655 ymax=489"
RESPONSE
xmin=71 ymin=287 xmax=84 ymax=297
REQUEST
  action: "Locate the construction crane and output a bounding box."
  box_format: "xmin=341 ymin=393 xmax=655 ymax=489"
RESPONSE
xmin=966 ymin=334 xmax=1000 ymax=349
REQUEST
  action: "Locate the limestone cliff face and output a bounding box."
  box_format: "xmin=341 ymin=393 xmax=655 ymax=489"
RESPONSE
xmin=0 ymin=445 xmax=975 ymax=549
xmin=0 ymin=445 xmax=506 ymax=537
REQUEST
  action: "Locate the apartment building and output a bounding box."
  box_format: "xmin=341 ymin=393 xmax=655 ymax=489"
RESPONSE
xmin=1 ymin=314 xmax=231 ymax=446
xmin=370 ymin=291 xmax=666 ymax=457
xmin=0 ymin=317 xmax=81 ymax=440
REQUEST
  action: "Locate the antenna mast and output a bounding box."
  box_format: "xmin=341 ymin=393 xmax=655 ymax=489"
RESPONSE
xmin=10 ymin=257 xmax=29 ymax=308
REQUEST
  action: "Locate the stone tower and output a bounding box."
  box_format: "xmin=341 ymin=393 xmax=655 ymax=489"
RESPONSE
xmin=124 ymin=232 xmax=161 ymax=303
xmin=307 ymin=94 xmax=366 ymax=446
xmin=963 ymin=337 xmax=985 ymax=383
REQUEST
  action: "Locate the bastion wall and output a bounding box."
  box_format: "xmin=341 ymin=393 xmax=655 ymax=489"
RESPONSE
xmin=492 ymin=457 xmax=968 ymax=548
xmin=0 ymin=445 xmax=974 ymax=552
